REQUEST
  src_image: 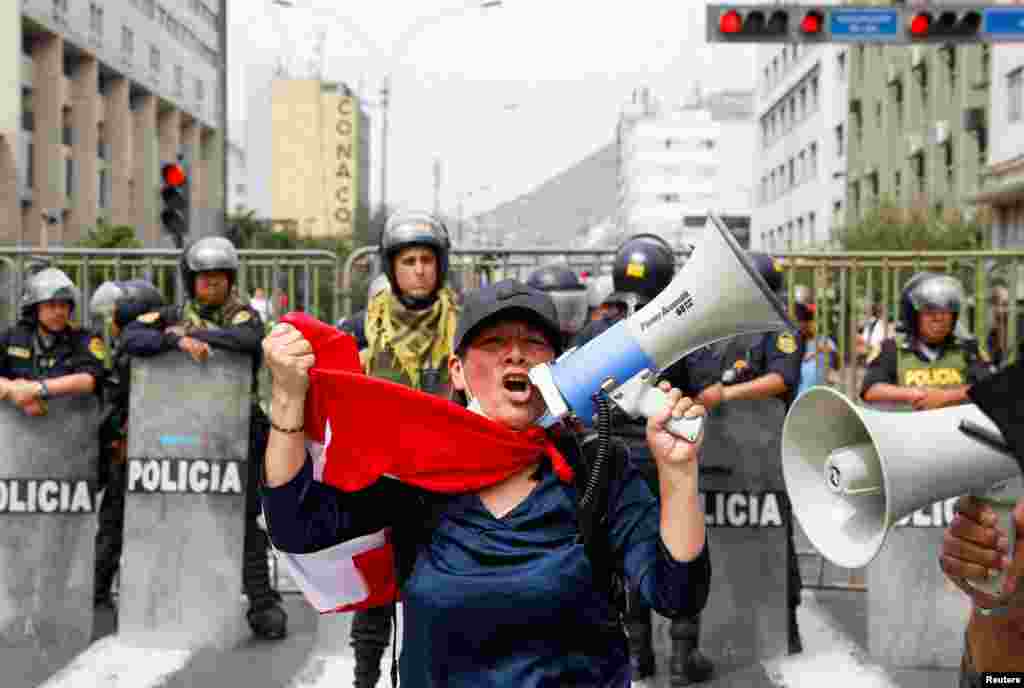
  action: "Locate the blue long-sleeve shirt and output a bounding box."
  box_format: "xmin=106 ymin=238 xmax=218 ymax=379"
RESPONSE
xmin=262 ymin=436 xmax=710 ymax=688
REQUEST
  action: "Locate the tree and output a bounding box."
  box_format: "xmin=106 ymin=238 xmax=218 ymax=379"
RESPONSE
xmin=77 ymin=220 xmax=143 ymax=249
xmin=836 ymin=199 xmax=987 ymax=252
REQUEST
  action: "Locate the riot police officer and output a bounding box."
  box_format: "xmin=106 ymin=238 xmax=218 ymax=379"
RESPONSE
xmin=120 ymin=236 xmax=288 ymax=640
xmin=352 ymin=210 xmax=459 ymax=688
xmin=526 ymin=264 xmax=590 ymax=341
xmin=338 ymin=273 xmax=390 ymax=350
xmin=572 ymin=234 xmax=719 ymax=686
xmin=861 ymin=272 xmax=991 ymax=410
xmin=694 ymin=252 xmax=805 ymax=656
xmin=89 ymin=279 xmax=165 ymax=610
xmin=0 ymin=268 xmax=104 ymax=416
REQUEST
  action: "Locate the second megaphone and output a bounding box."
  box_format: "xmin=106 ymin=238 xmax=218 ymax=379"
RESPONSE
xmin=782 ymin=386 xmax=1022 ymax=594
xmin=528 ymin=214 xmax=795 ymax=438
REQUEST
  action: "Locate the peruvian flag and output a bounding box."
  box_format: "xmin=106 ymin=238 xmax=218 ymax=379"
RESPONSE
xmin=271 ymin=313 xmax=574 ymax=613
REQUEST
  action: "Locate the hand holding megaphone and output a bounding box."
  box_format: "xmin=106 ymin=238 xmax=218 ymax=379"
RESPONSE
xmin=940 ymin=495 xmax=1024 ymax=613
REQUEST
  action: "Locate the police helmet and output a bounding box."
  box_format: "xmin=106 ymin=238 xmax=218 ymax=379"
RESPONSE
xmin=748 ymin=253 xmax=785 ymax=294
xmin=180 ymin=236 xmax=240 ymax=298
xmin=586 ymin=274 xmax=614 ymax=309
xmin=526 ymin=265 xmax=589 ymax=336
xmin=609 ymin=234 xmax=675 ymax=306
xmin=89 ymin=281 xmax=123 ymax=320
xmin=379 ymin=209 xmax=450 ymax=308
xmin=21 ymin=267 xmax=80 ymax=319
xmin=900 ymin=272 xmax=964 ymax=338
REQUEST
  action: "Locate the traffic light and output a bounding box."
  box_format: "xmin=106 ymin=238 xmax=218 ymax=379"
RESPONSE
xmin=713 ymin=7 xmax=791 ymax=41
xmin=907 ymin=9 xmax=982 ymax=41
xmin=160 ymin=162 xmax=188 ymax=246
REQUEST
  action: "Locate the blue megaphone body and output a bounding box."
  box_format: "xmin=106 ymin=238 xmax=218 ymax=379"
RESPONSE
xmin=528 ymin=214 xmax=796 ymax=441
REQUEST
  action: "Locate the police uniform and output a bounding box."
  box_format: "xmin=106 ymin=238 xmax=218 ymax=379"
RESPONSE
xmin=91 ymin=280 xmax=166 ymax=609
xmin=0 ymin=322 xmax=105 ymax=386
xmin=861 ymin=333 xmax=991 ymax=404
xmin=338 ymin=308 xmax=369 ymax=350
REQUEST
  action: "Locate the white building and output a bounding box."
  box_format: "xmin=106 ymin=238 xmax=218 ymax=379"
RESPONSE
xmin=750 ymin=44 xmax=848 ymax=253
xmin=615 ymin=87 xmax=756 ymax=250
xmin=967 ymin=44 xmax=1024 ymax=251
xmin=227 ymin=138 xmax=247 ymax=214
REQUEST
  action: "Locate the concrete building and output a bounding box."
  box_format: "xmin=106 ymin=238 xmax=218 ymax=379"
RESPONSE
xmin=2 ymin=0 xmax=226 ymax=247
xmin=966 ymin=43 xmax=1024 ymax=251
xmin=227 ymin=138 xmax=246 ymax=214
xmin=615 ymin=86 xmax=756 ymax=250
xmin=269 ymin=78 xmax=370 ymax=239
xmin=845 ymin=43 xmax=989 ymax=227
xmin=751 ymin=44 xmax=848 ymax=253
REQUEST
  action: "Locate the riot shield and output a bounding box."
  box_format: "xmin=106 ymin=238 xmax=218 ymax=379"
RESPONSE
xmin=0 ymin=395 xmax=102 ymax=684
xmin=119 ymin=351 xmax=252 ymax=649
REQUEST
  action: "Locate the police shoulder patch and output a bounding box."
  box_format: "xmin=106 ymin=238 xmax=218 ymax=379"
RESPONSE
xmin=866 ymin=344 xmax=882 ymax=365
xmin=232 ymin=310 xmax=253 ymax=325
xmin=7 ymin=346 xmax=30 ymax=359
xmin=776 ymin=332 xmax=797 ymax=354
xmin=89 ymin=337 xmax=106 ymax=361
xmin=137 ymin=311 xmax=161 ymax=324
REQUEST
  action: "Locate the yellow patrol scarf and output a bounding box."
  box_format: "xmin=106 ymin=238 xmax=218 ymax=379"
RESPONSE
xmin=364 ymin=287 xmax=457 ymax=389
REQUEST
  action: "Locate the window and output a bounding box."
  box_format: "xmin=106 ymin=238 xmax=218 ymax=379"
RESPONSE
xmin=893 ymin=80 xmax=904 ymax=127
xmin=65 ymin=157 xmax=74 ymax=198
xmin=835 ymin=123 xmax=845 ymax=157
xmin=809 ymin=142 xmax=818 ymax=178
xmin=121 ymin=26 xmax=133 ymax=56
xmin=799 ymin=87 xmax=807 ymax=118
xmin=761 ymin=118 xmax=768 ymax=146
xmin=947 ymin=47 xmax=957 ymax=91
xmin=196 ymin=79 xmax=204 ymax=102
xmin=894 ymin=170 xmax=902 ymax=199
xmin=944 ymin=141 xmax=954 ymax=182
xmin=914 ymin=153 xmax=926 ymax=192
xmin=99 ymin=168 xmax=109 ymax=209
xmin=918 ymin=63 xmax=929 ymax=104
xmin=876 ymin=100 xmax=883 ymax=128
xmin=837 ymin=51 xmax=847 ymax=81
xmin=1009 ymin=68 xmax=1023 ymax=123
xmin=808 ymin=212 xmax=816 ymax=244
xmin=659 ymin=193 xmax=681 ymax=203
xmin=797 ymin=217 xmax=805 ymax=246
xmin=869 ymin=172 xmax=879 ymax=199
xmin=174 ymin=65 xmax=183 ymax=95
xmin=811 ymin=77 xmax=819 ymax=109
xmin=27 ymin=142 xmax=34 ymax=189
xmin=798 ymin=150 xmax=807 ymax=182
xmin=89 ymin=3 xmax=104 ymax=38
xmin=150 ymin=45 xmax=160 ymax=72
xmin=788 ymin=159 xmax=795 ymax=187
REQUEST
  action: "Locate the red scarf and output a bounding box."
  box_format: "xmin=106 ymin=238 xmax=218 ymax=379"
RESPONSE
xmin=279 ymin=313 xmax=574 ymax=492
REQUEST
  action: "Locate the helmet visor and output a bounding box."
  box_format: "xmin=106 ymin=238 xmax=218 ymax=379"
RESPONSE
xmin=909 ymin=275 xmax=963 ymax=313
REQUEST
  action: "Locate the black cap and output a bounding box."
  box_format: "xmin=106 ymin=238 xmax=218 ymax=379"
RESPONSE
xmin=453 ymin=279 xmax=563 ymax=354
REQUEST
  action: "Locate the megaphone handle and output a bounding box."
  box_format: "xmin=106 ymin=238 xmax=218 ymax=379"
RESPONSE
xmin=630 ymin=385 xmax=703 ymax=444
xmin=963 ymin=494 xmax=1017 ymax=599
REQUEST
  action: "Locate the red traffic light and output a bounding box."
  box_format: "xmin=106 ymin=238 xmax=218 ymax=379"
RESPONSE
xmin=162 ymin=163 xmax=186 ymax=187
xmin=909 ymin=12 xmax=931 ymax=37
xmin=800 ymin=10 xmax=823 ymax=35
xmin=719 ymin=9 xmax=742 ymax=34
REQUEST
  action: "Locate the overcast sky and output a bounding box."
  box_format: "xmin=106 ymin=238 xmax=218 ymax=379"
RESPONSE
xmin=228 ymin=0 xmax=757 ymax=217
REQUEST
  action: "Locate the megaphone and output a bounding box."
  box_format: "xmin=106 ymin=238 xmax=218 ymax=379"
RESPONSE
xmin=528 ymin=213 xmax=795 ymax=440
xmin=783 ymin=385 xmax=1023 ymax=596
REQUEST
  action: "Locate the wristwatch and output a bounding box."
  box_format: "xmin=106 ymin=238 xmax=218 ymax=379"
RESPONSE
xmin=38 ymin=380 xmax=50 ymax=401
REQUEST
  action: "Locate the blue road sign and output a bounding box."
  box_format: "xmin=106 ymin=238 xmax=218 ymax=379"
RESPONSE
xmin=984 ymin=7 xmax=1024 ymax=38
xmin=829 ymin=8 xmax=900 ymax=41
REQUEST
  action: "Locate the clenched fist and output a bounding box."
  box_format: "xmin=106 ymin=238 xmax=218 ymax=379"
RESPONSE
xmin=263 ymin=323 xmax=315 ymax=399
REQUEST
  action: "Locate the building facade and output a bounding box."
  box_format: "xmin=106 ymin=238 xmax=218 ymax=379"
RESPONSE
xmin=751 ymin=43 xmax=848 ymax=253
xmin=269 ymin=78 xmax=370 ymax=240
xmin=2 ymin=0 xmax=225 ymax=247
xmin=227 ymin=138 xmax=246 ymax=214
xmin=967 ymin=43 xmax=1024 ymax=252
xmin=615 ymin=87 xmax=755 ymax=250
xmin=845 ymin=43 xmax=989 ymax=228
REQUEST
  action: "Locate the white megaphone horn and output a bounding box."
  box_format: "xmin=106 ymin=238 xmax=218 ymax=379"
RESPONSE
xmin=529 ymin=213 xmax=796 ymax=441
xmin=783 ymin=386 xmax=1023 ymax=596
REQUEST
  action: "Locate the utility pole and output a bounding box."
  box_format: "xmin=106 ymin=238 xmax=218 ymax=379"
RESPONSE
xmin=432 ymin=157 xmax=442 ymax=216
xmin=378 ymin=76 xmax=390 ymax=224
